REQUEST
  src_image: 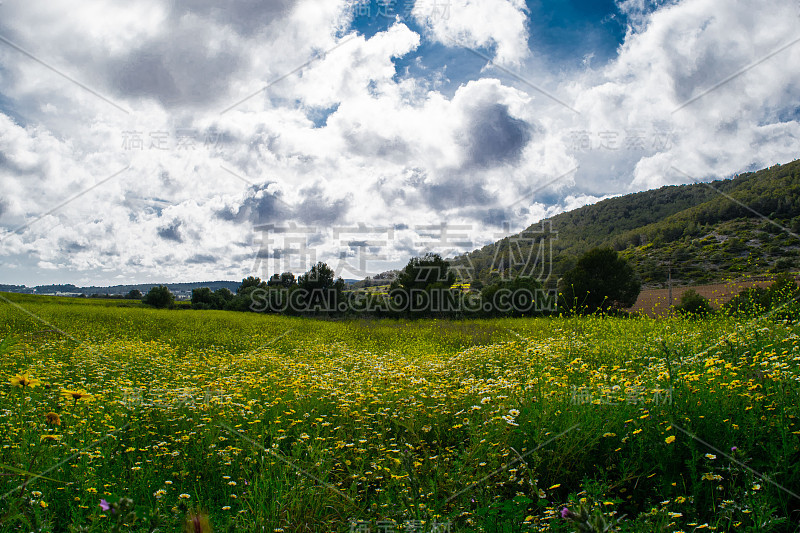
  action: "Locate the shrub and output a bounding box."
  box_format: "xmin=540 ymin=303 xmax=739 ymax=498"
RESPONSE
xmin=725 ymin=274 xmax=800 ymax=319
xmin=725 ymin=287 xmax=770 ymax=317
xmin=675 ymin=289 xmax=713 ymax=317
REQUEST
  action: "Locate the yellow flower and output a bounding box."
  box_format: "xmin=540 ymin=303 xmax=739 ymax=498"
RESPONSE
xmin=40 ymin=434 xmax=61 ymax=443
xmin=665 ymin=435 xmax=676 ymax=444
xmin=45 ymin=412 xmax=61 ymax=426
xmin=9 ymin=371 xmax=40 ymax=389
xmin=61 ymin=389 xmax=93 ymax=404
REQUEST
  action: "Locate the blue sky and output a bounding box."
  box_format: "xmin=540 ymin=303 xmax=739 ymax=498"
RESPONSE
xmin=1 ymin=0 xmax=799 ymax=285
xmin=349 ymin=0 xmax=628 ymax=89
xmin=525 ymin=0 xmax=626 ymax=65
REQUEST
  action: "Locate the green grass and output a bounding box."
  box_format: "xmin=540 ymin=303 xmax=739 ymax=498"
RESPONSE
xmin=0 ymin=293 xmax=799 ymax=532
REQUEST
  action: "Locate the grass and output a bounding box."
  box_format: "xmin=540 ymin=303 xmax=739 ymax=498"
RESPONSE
xmin=0 ymin=293 xmax=799 ymax=532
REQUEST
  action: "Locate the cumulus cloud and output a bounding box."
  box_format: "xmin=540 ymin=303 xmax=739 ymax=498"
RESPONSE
xmin=295 ymin=184 xmax=350 ymax=225
xmin=107 ymin=26 xmax=244 ymax=107
xmin=413 ymin=0 xmax=530 ymax=65
xmin=460 ymin=103 xmax=532 ymax=167
xmin=157 ymin=220 xmax=184 ymax=242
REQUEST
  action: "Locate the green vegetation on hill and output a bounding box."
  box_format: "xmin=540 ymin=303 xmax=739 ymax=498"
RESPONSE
xmin=453 ymin=159 xmax=800 ymax=286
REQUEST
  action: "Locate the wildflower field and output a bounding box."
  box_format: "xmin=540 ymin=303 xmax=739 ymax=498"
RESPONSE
xmin=1 ymin=294 xmax=799 ymax=532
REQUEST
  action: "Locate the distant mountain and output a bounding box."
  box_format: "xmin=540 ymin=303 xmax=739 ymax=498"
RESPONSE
xmin=451 ymin=159 xmax=800 ymax=287
xmin=0 ymin=284 xmax=33 ymax=293
xmin=0 ymin=281 xmax=240 ymax=297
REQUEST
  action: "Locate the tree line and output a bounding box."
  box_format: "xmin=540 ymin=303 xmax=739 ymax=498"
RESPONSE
xmin=141 ymin=247 xmax=646 ymax=318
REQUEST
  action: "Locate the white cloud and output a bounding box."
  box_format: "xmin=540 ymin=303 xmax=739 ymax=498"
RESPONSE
xmin=544 ymin=0 xmax=800 ymax=191
xmin=413 ymin=0 xmax=530 ymax=65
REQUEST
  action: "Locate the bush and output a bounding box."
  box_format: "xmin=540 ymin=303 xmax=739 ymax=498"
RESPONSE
xmin=725 ymin=274 xmax=800 ymax=319
xmin=675 ymin=289 xmax=713 ymax=317
xmin=725 ymin=287 xmax=770 ymax=316
xmin=767 ymin=273 xmax=800 ymax=320
xmin=480 ymin=277 xmax=545 ymax=317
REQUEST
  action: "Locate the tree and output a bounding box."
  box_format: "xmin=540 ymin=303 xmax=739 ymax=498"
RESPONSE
xmin=142 ymin=285 xmax=175 ymax=309
xmin=191 ymin=287 xmax=214 ymax=309
xmin=772 ymin=257 xmax=794 ymax=272
xmin=391 ymin=253 xmax=457 ymax=316
xmin=560 ymin=248 xmax=641 ymax=314
xmin=296 ymin=262 xmax=346 ymax=314
xmin=191 ymin=287 xmax=235 ymax=310
xmin=237 ymin=276 xmax=267 ymax=295
xmin=125 ymin=289 xmax=142 ymax=300
xmin=393 ymin=253 xmax=455 ymax=292
xmin=298 ymin=263 xmax=343 ymax=291
xmin=212 ymin=288 xmax=235 ymax=309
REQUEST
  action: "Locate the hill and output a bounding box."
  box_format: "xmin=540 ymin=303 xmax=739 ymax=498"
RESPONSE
xmin=452 ymin=159 xmax=800 ymax=287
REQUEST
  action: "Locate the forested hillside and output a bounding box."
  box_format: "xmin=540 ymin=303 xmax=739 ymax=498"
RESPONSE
xmin=453 ymin=159 xmax=800 ymax=287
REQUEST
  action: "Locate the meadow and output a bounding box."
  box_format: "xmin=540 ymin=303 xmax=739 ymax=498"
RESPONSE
xmin=0 ymin=293 xmax=799 ymax=532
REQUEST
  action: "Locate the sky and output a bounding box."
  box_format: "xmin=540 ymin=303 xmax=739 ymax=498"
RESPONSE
xmin=1 ymin=0 xmax=799 ymax=286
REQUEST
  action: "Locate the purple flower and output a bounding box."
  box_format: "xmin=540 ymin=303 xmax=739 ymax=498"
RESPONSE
xmin=99 ymin=499 xmax=111 ymax=511
xmin=561 ymin=507 xmax=570 ymax=519
xmin=731 ymin=446 xmax=738 ymax=452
